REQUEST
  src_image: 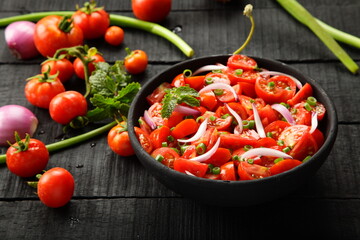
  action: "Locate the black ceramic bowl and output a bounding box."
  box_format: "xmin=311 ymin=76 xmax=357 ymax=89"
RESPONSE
xmin=128 ymin=55 xmax=338 ymax=206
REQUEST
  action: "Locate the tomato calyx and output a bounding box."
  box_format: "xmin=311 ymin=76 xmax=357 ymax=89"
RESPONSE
xmin=27 ymin=66 xmax=59 ymax=83
xmin=8 ymin=132 xmax=31 ymax=153
xmin=76 ymin=1 xmax=104 ymax=15
xmin=58 ymin=16 xmax=74 ymax=33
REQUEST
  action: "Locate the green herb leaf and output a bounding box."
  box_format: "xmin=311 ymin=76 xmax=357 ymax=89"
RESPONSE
xmin=161 ymin=86 xmax=199 ymax=118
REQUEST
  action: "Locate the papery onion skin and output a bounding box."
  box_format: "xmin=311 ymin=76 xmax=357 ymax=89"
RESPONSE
xmin=5 ymin=21 xmax=39 ymax=60
xmin=0 ymin=105 xmax=38 ymax=145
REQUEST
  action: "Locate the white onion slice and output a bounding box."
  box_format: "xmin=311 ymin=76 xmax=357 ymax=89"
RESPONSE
xmin=225 ymin=103 xmax=243 ymax=134
xmin=199 ymin=83 xmax=238 ymax=101
xmin=143 ymin=110 xmax=156 ymax=130
xmin=310 ymin=112 xmax=318 ymax=134
xmin=174 ymin=105 xmax=201 ymax=116
xmin=271 ymin=104 xmax=296 ymax=125
xmin=192 ymin=64 xmax=226 ymax=75
xmin=259 ymin=71 xmax=303 ymax=89
xmin=185 ymin=170 xmax=196 ymax=176
xmin=190 ymin=137 xmax=221 ymax=162
xmin=252 ymin=103 xmax=266 ymax=138
xmin=240 ymin=147 xmax=293 ymax=160
xmin=178 ymin=118 xmax=208 ymax=143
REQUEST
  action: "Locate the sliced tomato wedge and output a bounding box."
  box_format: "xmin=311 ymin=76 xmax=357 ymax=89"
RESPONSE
xmin=220 ymin=132 xmax=258 ymax=150
xmin=171 ymin=119 xmax=199 ymax=139
xmin=287 ymin=83 xmax=313 ymax=106
xmin=255 ymin=75 xmax=296 ymax=104
xmin=149 ymin=125 xmax=171 ymax=149
xmin=239 ymin=95 xmax=266 ymax=116
xmin=291 ymin=102 xmax=312 ymax=125
xmin=264 ymin=120 xmax=291 ymax=140
xmin=220 ymin=161 xmax=237 ymax=181
xmin=227 ymin=54 xmax=257 ymax=71
xmin=269 ymin=159 xmax=302 ymax=176
xmin=173 ymin=158 xmax=208 ymax=177
xmin=134 ymin=127 xmax=153 ymax=154
xmin=204 ymin=147 xmax=232 ymax=167
xmin=204 ymin=72 xmax=231 ymax=85
xmin=238 ymin=161 xmax=271 ymax=180
xmin=146 ymin=82 xmax=171 ymax=105
xmin=151 ymin=147 xmax=180 ymax=169
xmin=200 ymin=90 xmax=218 ymax=111
xmin=185 ymin=75 xmax=206 ymax=91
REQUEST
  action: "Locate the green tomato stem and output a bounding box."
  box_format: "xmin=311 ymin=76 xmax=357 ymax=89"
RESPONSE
xmin=0 ymin=11 xmax=194 ymax=58
xmin=233 ymin=5 xmax=255 ymax=55
xmin=0 ymin=121 xmax=117 ymax=165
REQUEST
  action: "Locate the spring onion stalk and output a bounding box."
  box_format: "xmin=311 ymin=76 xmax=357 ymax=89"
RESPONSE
xmin=0 ymin=11 xmax=194 ymax=58
xmin=0 ymin=121 xmax=117 ymax=164
xmin=276 ymin=0 xmax=359 ymax=74
xmin=316 ymin=19 xmax=360 ymax=49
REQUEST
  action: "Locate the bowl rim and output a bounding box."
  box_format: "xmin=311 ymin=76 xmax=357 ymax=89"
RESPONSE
xmin=128 ymin=54 xmax=338 ymax=186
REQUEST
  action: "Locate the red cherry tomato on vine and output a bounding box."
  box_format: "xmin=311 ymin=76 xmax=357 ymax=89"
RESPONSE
xmin=25 ymin=73 xmax=65 ymax=109
xmin=6 ymin=136 xmax=49 ymax=178
xmin=72 ymin=2 xmax=110 ymax=39
xmin=73 ymin=54 xmax=105 ymax=80
xmin=107 ymin=122 xmax=135 ymax=157
xmin=49 ymin=91 xmax=87 ymax=125
xmin=34 ymin=15 xmax=84 ymax=57
xmin=132 ymin=0 xmax=172 ymax=23
xmin=105 ymin=26 xmax=125 ymax=46
xmin=37 ymin=167 xmax=75 ymax=208
xmin=41 ymin=58 xmax=74 ymax=83
xmin=124 ymin=49 xmax=148 ymax=74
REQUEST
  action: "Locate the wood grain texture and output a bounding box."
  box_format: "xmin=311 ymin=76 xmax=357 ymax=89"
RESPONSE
xmin=0 ymin=0 xmax=359 ymax=239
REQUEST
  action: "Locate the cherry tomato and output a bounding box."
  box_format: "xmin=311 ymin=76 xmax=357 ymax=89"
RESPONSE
xmin=49 ymin=91 xmax=87 ymax=125
xmin=269 ymin=159 xmax=302 ymax=176
xmin=173 ymin=158 xmax=208 ymax=178
xmin=124 ymin=49 xmax=148 ymax=74
xmin=204 ymin=112 xmax=232 ymax=131
xmin=237 ymin=161 xmax=271 ymax=180
xmin=73 ymin=53 xmax=105 ymax=80
xmin=25 ymin=73 xmax=65 ymax=109
xmin=239 ymin=95 xmax=266 ymax=116
xmin=227 ymin=55 xmax=257 ymax=70
xmin=171 ymin=119 xmax=198 ymax=139
xmin=134 ymin=127 xmax=153 ymax=154
xmin=151 ymin=147 xmax=179 ymax=169
xmin=205 ymin=72 xmax=231 ymax=85
xmin=72 ymin=2 xmax=110 ymax=39
xmin=107 ymin=122 xmax=135 ymax=157
xmin=220 ymin=162 xmax=237 ymax=181
xmin=181 ymin=145 xmax=197 ymax=159
xmin=224 ymin=68 xmax=260 ymax=85
xmin=220 ymin=133 xmax=258 ymax=150
xmin=41 ymin=58 xmax=74 ymax=83
xmin=37 ymin=167 xmax=75 ymax=208
xmin=255 ymin=75 xmax=296 ymax=104
xmin=105 ymin=26 xmax=124 ymax=46
xmin=6 ymin=137 xmax=49 ymax=178
xmin=34 ymin=15 xmax=84 ymax=57
xmin=191 ymin=127 xmax=218 ymax=150
xmin=291 ymin=102 xmax=312 ymax=125
xmin=132 ymin=0 xmax=172 ymax=23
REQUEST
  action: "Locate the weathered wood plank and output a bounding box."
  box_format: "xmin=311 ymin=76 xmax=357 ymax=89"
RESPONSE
xmin=0 ymin=197 xmax=359 ymax=239
xmin=1 ymin=5 xmax=360 ymax=63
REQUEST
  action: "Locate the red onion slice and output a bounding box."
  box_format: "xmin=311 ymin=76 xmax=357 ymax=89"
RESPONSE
xmin=190 ymin=137 xmax=221 ymax=162
xmin=240 ymin=147 xmax=293 ymax=160
xmin=259 ymin=71 xmax=303 ymax=89
xmin=185 ymin=170 xmax=196 ymax=176
xmin=174 ymin=105 xmax=201 ymax=116
xmin=143 ymin=110 xmax=156 ymax=130
xmin=225 ymin=103 xmax=243 ymax=134
xmin=178 ymin=118 xmax=208 ymax=143
xmin=199 ymin=83 xmax=238 ymax=101
xmin=252 ymin=103 xmax=266 ymax=138
xmin=192 ymin=64 xmax=226 ymax=75
xmin=310 ymin=112 xmax=318 ymax=134
xmin=271 ymin=104 xmax=296 ymax=125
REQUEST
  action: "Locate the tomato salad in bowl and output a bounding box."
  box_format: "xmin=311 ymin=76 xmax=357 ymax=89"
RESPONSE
xmin=128 ymin=55 xmax=337 ymax=206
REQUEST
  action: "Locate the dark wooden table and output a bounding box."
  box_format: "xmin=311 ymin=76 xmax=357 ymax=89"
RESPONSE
xmin=0 ymin=0 xmax=359 ymax=239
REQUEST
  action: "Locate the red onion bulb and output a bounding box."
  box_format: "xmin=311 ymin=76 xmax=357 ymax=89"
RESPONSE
xmin=0 ymin=105 xmax=39 ymax=145
xmin=5 ymin=21 xmax=40 ymax=60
